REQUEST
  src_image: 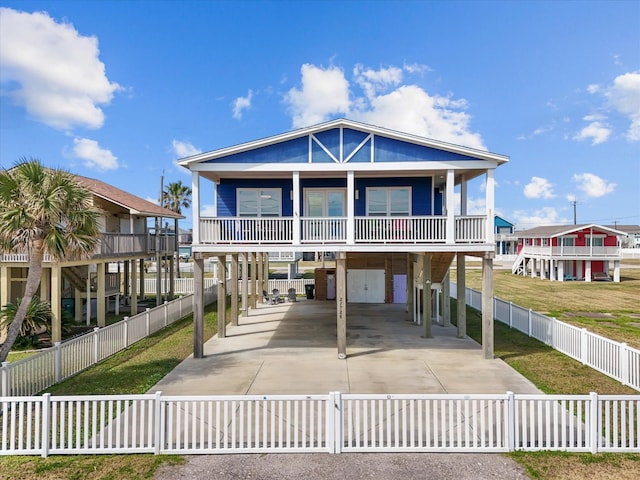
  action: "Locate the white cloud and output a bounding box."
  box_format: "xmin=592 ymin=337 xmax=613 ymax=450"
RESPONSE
xmin=284 ymin=64 xmax=351 ymax=127
xmin=232 ymin=90 xmax=253 ymax=120
xmin=403 ymin=62 xmax=432 ymax=75
xmin=200 ymin=204 xmax=216 ymax=217
xmin=172 ymin=139 xmax=201 ymax=158
xmin=573 ymin=121 xmax=611 ymax=145
xmin=605 ymin=72 xmax=640 ymax=141
xmin=587 ymin=84 xmax=600 ymax=94
xmin=524 ymin=177 xmax=555 ymax=199
xmin=572 ymin=173 xmax=616 ymax=198
xmin=512 ymin=207 xmax=567 ymax=229
xmin=284 ymin=63 xmax=485 ymax=150
xmin=0 ymin=7 xmax=121 ymax=130
xmin=71 ymin=138 xmax=118 ymax=170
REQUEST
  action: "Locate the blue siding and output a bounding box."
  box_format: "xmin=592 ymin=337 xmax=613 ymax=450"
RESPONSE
xmin=494 ymin=215 xmax=514 ymax=233
xmin=374 ymin=136 xmax=478 ymax=162
xmin=205 ymin=137 xmax=309 ymax=164
xmin=217 ymin=179 xmax=293 ymax=216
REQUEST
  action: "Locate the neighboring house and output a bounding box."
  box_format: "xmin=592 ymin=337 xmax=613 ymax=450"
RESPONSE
xmin=0 ymin=174 xmax=183 ymax=343
xmin=511 ymin=224 xmax=625 ymax=282
xmin=179 ymin=118 xmax=508 ymax=359
xmin=495 ymin=215 xmax=517 ymax=257
xmin=604 ymin=225 xmax=640 ymax=249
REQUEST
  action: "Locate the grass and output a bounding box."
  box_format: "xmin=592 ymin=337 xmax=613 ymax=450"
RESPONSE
xmin=0 ymin=301 xmax=220 ymax=479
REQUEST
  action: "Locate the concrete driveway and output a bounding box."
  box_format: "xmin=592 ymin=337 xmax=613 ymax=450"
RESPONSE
xmin=150 ymin=299 xmax=540 ymax=396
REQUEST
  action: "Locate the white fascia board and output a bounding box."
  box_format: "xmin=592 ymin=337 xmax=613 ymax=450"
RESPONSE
xmin=189 ymin=159 xmax=499 ymax=173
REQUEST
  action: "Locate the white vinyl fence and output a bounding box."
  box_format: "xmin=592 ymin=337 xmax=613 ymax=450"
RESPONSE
xmin=1 ymin=391 xmax=638 ymax=456
xmin=452 ymin=283 xmax=640 ymax=392
xmin=0 ymin=286 xmax=217 ymax=397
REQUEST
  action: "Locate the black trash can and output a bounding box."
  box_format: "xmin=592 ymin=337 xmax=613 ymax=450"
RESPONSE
xmin=304 ymin=284 xmax=315 ymax=299
xmin=61 ymin=298 xmax=74 ymax=317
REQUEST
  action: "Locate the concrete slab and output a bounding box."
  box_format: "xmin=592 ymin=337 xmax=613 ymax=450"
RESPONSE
xmin=149 ymin=299 xmax=541 ymax=396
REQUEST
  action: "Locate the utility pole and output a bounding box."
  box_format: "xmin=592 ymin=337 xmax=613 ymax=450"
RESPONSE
xmin=570 ymin=198 xmax=577 ymax=225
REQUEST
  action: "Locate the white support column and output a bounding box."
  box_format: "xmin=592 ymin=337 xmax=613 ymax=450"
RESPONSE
xmin=585 ymin=260 xmax=592 ymax=282
xmin=51 ymin=266 xmax=62 ymax=343
xmin=482 ymin=256 xmax=494 ymax=359
xmin=446 ymin=169 xmax=455 ymax=244
xmin=86 ymin=273 xmax=92 ymax=326
xmin=257 ymin=253 xmax=264 ymax=299
xmin=292 ymin=171 xmax=301 ymax=245
xmin=250 ymin=252 xmax=257 ymax=309
xmin=347 ymin=171 xmax=355 ymax=244
xmin=613 ymin=260 xmax=620 ymax=282
xmin=442 ymin=272 xmax=451 ymax=327
xmin=485 ymin=168 xmax=495 ymax=245
xmin=558 ymin=260 xmax=565 ymax=282
xmin=459 ymin=176 xmax=468 ymax=216
xmin=191 ymin=171 xmax=201 ymax=244
xmin=406 ymin=254 xmax=413 ymax=315
xmin=131 ymin=259 xmax=138 ymax=315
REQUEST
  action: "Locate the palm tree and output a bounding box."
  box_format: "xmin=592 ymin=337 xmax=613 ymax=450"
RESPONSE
xmin=0 ymin=159 xmax=101 ymax=362
xmin=161 ymin=180 xmax=192 ymax=215
xmin=161 ymin=181 xmax=192 ymax=278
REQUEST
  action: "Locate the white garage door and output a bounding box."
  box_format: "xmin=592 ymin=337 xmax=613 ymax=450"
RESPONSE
xmin=347 ymin=269 xmax=385 ymax=303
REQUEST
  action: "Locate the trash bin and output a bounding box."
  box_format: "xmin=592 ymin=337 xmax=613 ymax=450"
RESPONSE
xmin=304 ymin=284 xmax=315 ymax=299
xmin=61 ymin=298 xmax=74 ymax=317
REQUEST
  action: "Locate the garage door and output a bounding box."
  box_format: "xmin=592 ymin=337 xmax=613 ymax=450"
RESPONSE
xmin=347 ymin=269 xmax=385 ymax=303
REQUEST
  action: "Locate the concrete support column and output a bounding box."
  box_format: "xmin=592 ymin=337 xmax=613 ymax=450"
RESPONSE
xmin=613 ymin=260 xmax=620 ymax=282
xmin=242 ymin=253 xmax=249 ymax=316
xmin=130 ymin=259 xmax=138 ymax=316
xmin=558 ymin=260 xmax=565 ymax=282
xmin=585 ymin=260 xmax=592 ymax=282
xmin=442 ymin=271 xmax=451 ymax=327
xmin=422 ymin=253 xmax=432 ymax=338
xmin=263 ymin=253 xmax=270 ymax=293
xmin=230 ymin=253 xmax=239 ymax=326
xmin=530 ymin=259 xmax=537 ymax=278
xmin=257 ymin=253 xmax=264 ymax=300
xmin=217 ymin=255 xmax=227 ymax=338
xmin=336 ymin=252 xmax=347 ymax=359
xmin=193 ymin=256 xmax=204 ymax=359
xmin=169 ymin=253 xmax=175 ymax=299
xmin=456 ymin=253 xmax=466 ymax=339
xmin=74 ymin=288 xmax=82 ymax=322
xmin=97 ymin=263 xmax=106 ymax=327
xmin=40 ymin=268 xmax=51 ymax=302
xmin=482 ymin=256 xmax=494 ymax=359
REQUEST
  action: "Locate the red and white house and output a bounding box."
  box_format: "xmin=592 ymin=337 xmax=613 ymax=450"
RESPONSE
xmin=511 ymin=224 xmax=625 ymax=282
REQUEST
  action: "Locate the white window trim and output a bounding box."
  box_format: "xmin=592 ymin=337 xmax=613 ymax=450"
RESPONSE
xmin=237 ymin=188 xmax=282 ymax=217
xmin=365 ymin=186 xmax=412 ymax=216
xmin=303 ymin=188 xmax=346 ymax=217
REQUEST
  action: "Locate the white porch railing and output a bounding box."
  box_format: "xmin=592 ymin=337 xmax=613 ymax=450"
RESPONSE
xmin=453 ymin=283 xmax=640 ymax=392
xmin=199 ymin=215 xmax=487 ymax=245
xmin=520 ymin=246 xmax=621 ymax=257
xmin=1 ymin=391 xmax=638 ymax=456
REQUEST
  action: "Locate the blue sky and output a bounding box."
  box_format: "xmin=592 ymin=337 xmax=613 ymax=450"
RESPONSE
xmin=1 ymin=0 xmax=639 ymax=231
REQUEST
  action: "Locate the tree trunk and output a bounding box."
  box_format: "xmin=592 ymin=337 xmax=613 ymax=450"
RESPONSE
xmin=0 ymin=239 xmax=45 ymax=362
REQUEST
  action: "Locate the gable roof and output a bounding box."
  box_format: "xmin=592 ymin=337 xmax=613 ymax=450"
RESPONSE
xmin=178 ymin=118 xmax=509 ymax=167
xmin=74 ymin=175 xmax=183 ymax=219
xmin=516 ymin=224 xmax=626 ymax=238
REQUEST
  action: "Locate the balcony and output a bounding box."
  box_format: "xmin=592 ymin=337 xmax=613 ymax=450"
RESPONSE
xmin=0 ymin=232 xmax=176 ymax=263
xmin=199 ymin=215 xmax=488 ymax=246
xmin=520 ymin=245 xmax=621 ymax=258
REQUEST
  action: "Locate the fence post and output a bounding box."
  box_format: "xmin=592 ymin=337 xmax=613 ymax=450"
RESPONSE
xmin=41 ymin=393 xmax=51 ymax=458
xmin=580 ymin=328 xmax=588 ymax=365
xmin=1 ymin=362 xmax=9 ymax=397
xmin=145 ymin=308 xmax=151 ymax=337
xmin=328 ymin=392 xmax=342 ymax=454
xmin=154 ymin=391 xmax=163 ymax=455
xmin=589 ymin=392 xmax=599 ymax=454
xmin=527 ymin=309 xmax=532 ymax=336
xmin=54 ymin=342 xmax=61 ymax=383
xmin=509 ymin=302 xmax=513 ymax=328
xmin=506 ymin=391 xmax=516 ymax=451
xmin=123 ymin=317 xmax=129 ymax=349
xmin=619 ymin=343 xmax=629 ymax=386
xmin=93 ymin=327 xmax=100 ymax=364
xmin=164 ymin=301 xmax=168 ymax=328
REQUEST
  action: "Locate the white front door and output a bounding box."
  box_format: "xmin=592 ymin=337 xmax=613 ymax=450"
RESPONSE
xmin=347 ymin=269 xmax=385 ymax=303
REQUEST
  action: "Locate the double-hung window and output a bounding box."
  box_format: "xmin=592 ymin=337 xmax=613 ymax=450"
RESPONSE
xmin=366 ymin=187 xmax=411 ymax=216
xmin=237 ymin=189 xmax=281 ymax=217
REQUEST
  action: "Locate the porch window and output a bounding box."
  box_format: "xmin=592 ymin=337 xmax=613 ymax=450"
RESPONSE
xmin=237 ymin=189 xmax=281 ymax=217
xmin=586 ymin=237 xmax=604 ymax=247
xmin=560 ymin=237 xmax=575 ymax=247
xmin=366 ymin=187 xmax=410 ymax=216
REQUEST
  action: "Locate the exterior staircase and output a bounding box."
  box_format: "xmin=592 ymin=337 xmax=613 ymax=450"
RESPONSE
xmin=511 ymin=252 xmax=525 ymax=275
